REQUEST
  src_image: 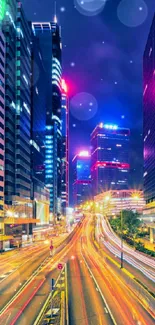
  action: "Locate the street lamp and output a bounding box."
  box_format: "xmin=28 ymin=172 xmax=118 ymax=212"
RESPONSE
xmin=120 ymin=208 xmax=123 ymax=269
xmin=117 ymin=192 xmax=124 ymax=269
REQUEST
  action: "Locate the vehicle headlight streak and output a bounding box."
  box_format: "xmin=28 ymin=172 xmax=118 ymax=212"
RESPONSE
xmin=97 ymin=216 xmax=155 ymax=282
xmin=101 ymin=217 xmax=155 ymax=269
xmin=102 ymin=240 xmax=155 ymax=283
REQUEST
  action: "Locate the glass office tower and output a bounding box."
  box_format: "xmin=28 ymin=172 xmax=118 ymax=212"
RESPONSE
xmin=73 ymin=151 xmax=91 ymax=206
xmin=61 ymin=79 xmax=69 ymax=214
xmin=0 ymin=30 xmax=5 ymax=223
xmin=143 ymin=14 xmax=155 ymax=205
xmin=32 ymin=21 xmax=62 ymax=220
xmin=31 ymin=34 xmax=47 ymax=184
xmin=2 ymin=0 xmax=16 ymax=205
xmin=15 ymin=2 xmax=31 ymax=199
xmin=91 ymin=123 xmax=130 ymax=195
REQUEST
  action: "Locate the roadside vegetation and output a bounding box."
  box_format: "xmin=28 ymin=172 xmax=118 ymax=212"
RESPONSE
xmin=109 ymin=210 xmax=155 ymax=257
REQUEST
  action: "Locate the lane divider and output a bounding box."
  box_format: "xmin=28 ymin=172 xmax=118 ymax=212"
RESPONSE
xmin=34 ymin=265 xmax=66 ymax=325
xmin=80 ymin=247 xmax=117 ymax=325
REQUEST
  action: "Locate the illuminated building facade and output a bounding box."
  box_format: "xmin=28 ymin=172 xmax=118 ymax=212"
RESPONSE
xmin=0 ymin=31 xmax=5 ymax=225
xmin=61 ymin=79 xmax=69 ymax=214
xmin=14 ymin=2 xmax=32 ymax=200
xmin=143 ymin=14 xmax=155 ymax=205
xmin=2 ymin=0 xmax=16 ymax=206
xmin=73 ymin=151 xmax=91 ymax=206
xmin=33 ymin=178 xmax=50 ymax=225
xmin=32 ymin=21 xmax=62 ymax=219
xmin=31 ymin=33 xmax=47 ymax=183
xmin=94 ymin=190 xmax=145 ymax=216
xmin=3 ymin=2 xmax=32 ymax=206
xmin=91 ymin=123 xmax=130 ymax=196
xmin=1 ymin=1 xmax=38 ymax=249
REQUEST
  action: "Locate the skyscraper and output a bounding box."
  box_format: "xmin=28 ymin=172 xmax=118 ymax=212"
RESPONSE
xmin=2 ymin=0 xmax=16 ymax=206
xmin=1 ymin=1 xmax=37 ymax=248
xmin=3 ymin=1 xmax=32 ymax=206
xmin=61 ymin=79 xmax=69 ymax=214
xmin=0 ymin=30 xmax=5 ymax=223
xmin=15 ymin=2 xmax=32 ymax=200
xmin=143 ymin=14 xmax=155 ymax=205
xmin=32 ymin=20 xmax=62 ymax=219
xmin=73 ymin=151 xmax=91 ymax=206
xmin=31 ymin=34 xmax=47 ymax=184
xmin=91 ymin=123 xmax=130 ymax=196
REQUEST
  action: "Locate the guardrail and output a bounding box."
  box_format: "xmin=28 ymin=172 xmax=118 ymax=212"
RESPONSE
xmin=34 ymin=263 xmax=69 ymax=325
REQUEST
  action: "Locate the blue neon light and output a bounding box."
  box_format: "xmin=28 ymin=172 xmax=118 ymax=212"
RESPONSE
xmin=104 ymin=124 xmax=118 ymax=130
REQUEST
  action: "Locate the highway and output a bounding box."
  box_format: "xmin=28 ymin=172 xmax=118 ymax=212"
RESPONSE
xmin=97 ymin=215 xmax=155 ymax=290
xmin=67 ymin=247 xmax=114 ymax=325
xmin=0 ymin=216 xmax=155 ymax=325
xmin=0 ymin=222 xmax=84 ymax=324
xmin=81 ymin=217 xmax=155 ymax=325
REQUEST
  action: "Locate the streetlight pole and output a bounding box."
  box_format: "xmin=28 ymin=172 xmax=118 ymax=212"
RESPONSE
xmin=120 ymin=208 xmax=123 ymax=268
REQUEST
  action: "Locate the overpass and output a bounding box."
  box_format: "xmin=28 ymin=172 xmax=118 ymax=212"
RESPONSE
xmin=139 ymin=215 xmax=155 ymax=244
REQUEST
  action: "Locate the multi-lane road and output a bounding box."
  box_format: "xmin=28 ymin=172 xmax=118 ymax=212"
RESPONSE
xmin=0 ymin=215 xmax=155 ymax=325
xmin=67 ymin=217 xmax=155 ymax=325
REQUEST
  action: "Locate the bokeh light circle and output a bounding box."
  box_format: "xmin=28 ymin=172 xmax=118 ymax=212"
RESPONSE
xmin=117 ymin=0 xmax=148 ymax=27
xmin=74 ymin=0 xmax=107 ymax=17
xmin=70 ymin=92 xmax=98 ymax=120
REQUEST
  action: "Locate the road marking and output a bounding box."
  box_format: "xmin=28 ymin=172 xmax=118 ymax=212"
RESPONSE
xmin=81 ymin=248 xmax=118 ymax=325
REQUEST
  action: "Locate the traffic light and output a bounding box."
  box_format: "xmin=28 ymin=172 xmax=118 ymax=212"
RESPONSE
xmin=0 ymin=0 xmax=6 ymax=21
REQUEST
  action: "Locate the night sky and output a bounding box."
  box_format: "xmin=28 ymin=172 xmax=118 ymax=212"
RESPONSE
xmin=23 ymin=0 xmax=155 ymax=202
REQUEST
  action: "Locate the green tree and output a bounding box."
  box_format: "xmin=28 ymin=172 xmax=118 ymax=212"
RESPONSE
xmin=119 ymin=210 xmax=141 ymax=237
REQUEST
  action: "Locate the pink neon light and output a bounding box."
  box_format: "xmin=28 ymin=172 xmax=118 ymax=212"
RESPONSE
xmin=62 ymin=79 xmax=68 ymax=93
xmin=74 ymin=180 xmax=91 ymax=185
xmin=143 ymin=84 xmax=148 ymax=96
xmin=91 ymin=161 xmax=130 ymax=171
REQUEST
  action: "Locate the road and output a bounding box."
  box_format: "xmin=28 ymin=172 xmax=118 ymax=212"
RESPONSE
xmin=67 ymin=247 xmax=114 ymax=325
xmin=0 ymin=216 xmax=155 ymax=325
xmin=97 ymin=215 xmax=155 ymax=291
xmin=0 ymin=222 xmax=83 ymax=324
xmin=81 ymin=217 xmax=155 ymax=325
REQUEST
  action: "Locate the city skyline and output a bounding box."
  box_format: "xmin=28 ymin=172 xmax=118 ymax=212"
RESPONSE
xmin=0 ymin=2 xmax=155 ymax=325
xmin=23 ymin=0 xmax=155 ymax=196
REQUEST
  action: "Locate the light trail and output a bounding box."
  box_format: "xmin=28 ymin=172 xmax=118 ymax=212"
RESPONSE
xmin=101 ymin=216 xmax=155 ymax=269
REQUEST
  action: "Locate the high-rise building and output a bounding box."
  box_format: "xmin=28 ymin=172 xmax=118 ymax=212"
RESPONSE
xmin=1 ymin=1 xmax=38 ymax=248
xmin=143 ymin=14 xmax=155 ymax=206
xmin=73 ymin=151 xmax=91 ymax=206
xmin=3 ymin=2 xmax=32 ymax=206
xmin=2 ymin=0 xmax=16 ymax=206
xmin=0 ymin=30 xmax=5 ymax=225
xmin=61 ymin=79 xmax=69 ymax=214
xmin=15 ymin=2 xmax=32 ymax=200
xmin=31 ymin=34 xmax=47 ymax=184
xmin=32 ymin=20 xmax=62 ymax=220
xmin=91 ymin=123 xmax=130 ymax=196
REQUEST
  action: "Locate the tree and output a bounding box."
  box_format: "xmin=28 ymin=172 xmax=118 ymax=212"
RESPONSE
xmin=119 ymin=210 xmax=141 ymax=237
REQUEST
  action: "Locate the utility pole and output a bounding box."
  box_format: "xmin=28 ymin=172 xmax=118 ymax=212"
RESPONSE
xmin=120 ymin=208 xmax=123 ymax=269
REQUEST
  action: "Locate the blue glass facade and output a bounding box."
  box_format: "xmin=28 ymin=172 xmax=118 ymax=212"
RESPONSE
xmin=143 ymin=14 xmax=155 ymax=204
xmin=77 ymin=159 xmax=90 ymax=180
xmin=73 ymin=154 xmax=91 ymax=206
xmin=91 ymin=124 xmax=130 ymax=195
xmin=61 ymin=86 xmax=69 ymax=213
xmin=3 ymin=1 xmax=32 ymax=204
xmin=32 ymin=22 xmax=62 ymax=218
xmin=31 ymin=35 xmax=47 ymax=184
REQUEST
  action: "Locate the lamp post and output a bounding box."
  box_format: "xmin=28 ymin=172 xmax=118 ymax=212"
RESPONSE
xmin=120 ymin=208 xmax=123 ymax=269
